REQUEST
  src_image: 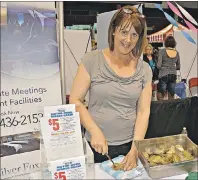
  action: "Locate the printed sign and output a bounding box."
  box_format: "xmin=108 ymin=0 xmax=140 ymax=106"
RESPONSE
xmin=49 ymin=156 xmax=86 ymax=180
xmin=41 ymin=105 xmax=84 ymax=161
xmin=0 ymin=2 xmax=62 ymax=179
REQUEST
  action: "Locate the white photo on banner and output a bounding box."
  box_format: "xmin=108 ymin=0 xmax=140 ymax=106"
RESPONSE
xmin=63 ymin=29 xmax=92 ymax=100
xmin=0 ymin=2 xmax=62 ymax=179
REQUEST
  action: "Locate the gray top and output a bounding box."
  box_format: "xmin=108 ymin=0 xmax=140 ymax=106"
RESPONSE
xmin=157 ymin=48 xmax=180 ymax=78
xmin=82 ymin=50 xmax=152 ymax=145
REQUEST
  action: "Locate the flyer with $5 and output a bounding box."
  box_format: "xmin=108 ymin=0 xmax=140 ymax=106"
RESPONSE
xmin=40 ymin=105 xmax=84 ymax=161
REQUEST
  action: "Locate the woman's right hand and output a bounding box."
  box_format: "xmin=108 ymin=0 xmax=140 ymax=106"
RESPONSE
xmin=90 ymin=127 xmax=108 ymax=155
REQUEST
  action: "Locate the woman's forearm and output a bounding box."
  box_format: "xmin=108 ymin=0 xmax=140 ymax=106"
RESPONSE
xmin=69 ymin=98 xmax=99 ymax=134
xmin=131 ymin=109 xmax=150 ymax=150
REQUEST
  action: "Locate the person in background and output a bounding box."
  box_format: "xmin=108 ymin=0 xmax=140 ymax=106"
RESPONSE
xmin=70 ymin=6 xmax=152 ymax=171
xmin=157 ymin=36 xmax=180 ymax=100
xmin=153 ymin=48 xmax=159 ymax=60
xmin=91 ymin=40 xmax=97 ymax=50
xmin=143 ymin=44 xmax=159 ymax=84
xmin=93 ymin=42 xmax=97 ymax=50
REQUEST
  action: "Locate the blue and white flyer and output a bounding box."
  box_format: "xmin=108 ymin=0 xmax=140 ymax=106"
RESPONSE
xmin=49 ymin=156 xmax=86 ymax=180
xmin=40 ymin=105 xmax=84 ymax=161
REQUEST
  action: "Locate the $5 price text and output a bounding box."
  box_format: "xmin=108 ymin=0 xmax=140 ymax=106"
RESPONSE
xmin=54 ymin=171 xmax=66 ymax=180
xmin=48 ymin=119 xmax=60 ymax=131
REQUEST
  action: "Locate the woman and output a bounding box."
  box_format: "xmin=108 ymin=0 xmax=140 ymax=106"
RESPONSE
xmin=70 ymin=6 xmax=152 ymax=171
xmin=143 ymin=44 xmax=159 ymax=84
xmin=157 ymin=36 xmax=180 ymax=100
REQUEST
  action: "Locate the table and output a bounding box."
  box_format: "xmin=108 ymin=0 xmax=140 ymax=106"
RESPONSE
xmin=94 ymin=163 xmax=188 ymax=179
xmin=24 ymin=163 xmax=189 ymax=179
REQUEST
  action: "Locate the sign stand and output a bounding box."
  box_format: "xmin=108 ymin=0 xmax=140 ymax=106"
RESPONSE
xmin=39 ymin=104 xmax=95 ymax=179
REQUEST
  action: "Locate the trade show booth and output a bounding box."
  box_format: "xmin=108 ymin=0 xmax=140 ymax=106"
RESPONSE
xmin=1 ymin=2 xmax=197 ymax=180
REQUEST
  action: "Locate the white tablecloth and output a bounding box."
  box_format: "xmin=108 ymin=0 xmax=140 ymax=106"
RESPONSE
xmin=94 ymin=163 xmax=188 ymax=179
xmin=21 ymin=163 xmax=188 ymax=179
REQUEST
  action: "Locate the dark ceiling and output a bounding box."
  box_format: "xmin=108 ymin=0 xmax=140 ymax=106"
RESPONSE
xmin=63 ymin=1 xmax=198 ymax=35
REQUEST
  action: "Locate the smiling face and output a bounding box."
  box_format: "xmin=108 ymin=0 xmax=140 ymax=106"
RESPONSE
xmin=145 ymin=46 xmax=153 ymax=55
xmin=108 ymin=6 xmax=147 ymax=58
xmin=114 ymin=22 xmax=139 ymax=55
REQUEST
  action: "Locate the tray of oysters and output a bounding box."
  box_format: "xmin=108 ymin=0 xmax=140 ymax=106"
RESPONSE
xmin=134 ymin=135 xmax=198 ymax=178
xmin=143 ymin=144 xmax=195 ymax=166
xmin=135 ymin=134 xmax=198 ymax=167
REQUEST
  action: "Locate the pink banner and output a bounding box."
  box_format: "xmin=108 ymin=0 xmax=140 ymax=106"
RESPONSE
xmin=184 ymin=19 xmax=198 ymax=33
xmin=167 ymin=2 xmax=183 ymax=19
xmin=175 ymin=2 xmax=198 ymax=26
xmin=167 ymin=1 xmax=198 ymax=34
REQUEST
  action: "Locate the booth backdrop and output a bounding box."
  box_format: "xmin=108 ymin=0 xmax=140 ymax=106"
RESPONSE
xmin=146 ymin=97 xmax=198 ymax=145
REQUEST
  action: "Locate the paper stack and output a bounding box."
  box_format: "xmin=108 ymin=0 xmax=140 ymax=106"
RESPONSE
xmin=40 ymin=104 xmax=86 ymax=179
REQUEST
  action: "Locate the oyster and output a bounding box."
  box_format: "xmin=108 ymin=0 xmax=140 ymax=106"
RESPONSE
xmin=153 ymin=147 xmax=165 ymax=155
xmin=172 ymin=153 xmax=181 ymax=163
xmin=175 ymin=144 xmax=184 ymax=152
xmin=142 ymin=152 xmax=149 ymax=160
xmin=158 ymin=144 xmax=169 ymax=153
xmin=167 ymin=146 xmax=176 ymax=154
xmin=162 ymin=153 xmax=173 ymax=163
xmin=149 ymin=155 xmax=165 ymax=164
xmin=149 ymin=162 xmax=157 ymax=166
xmin=145 ymin=147 xmax=164 ymax=155
xmin=112 ymin=163 xmax=124 ymax=171
xmin=145 ymin=147 xmax=154 ymax=155
xmin=182 ymin=150 xmax=194 ymax=161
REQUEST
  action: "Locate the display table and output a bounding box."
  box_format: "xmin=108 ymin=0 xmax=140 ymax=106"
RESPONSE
xmin=94 ymin=163 xmax=188 ymax=179
xmin=29 ymin=163 xmax=189 ymax=179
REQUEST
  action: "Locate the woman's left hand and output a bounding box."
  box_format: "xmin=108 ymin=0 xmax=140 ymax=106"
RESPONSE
xmin=121 ymin=147 xmax=138 ymax=171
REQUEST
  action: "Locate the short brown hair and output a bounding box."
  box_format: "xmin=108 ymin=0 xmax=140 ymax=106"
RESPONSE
xmin=164 ymin=35 xmax=176 ymax=48
xmin=108 ymin=5 xmax=147 ymax=58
